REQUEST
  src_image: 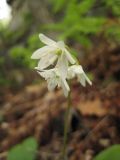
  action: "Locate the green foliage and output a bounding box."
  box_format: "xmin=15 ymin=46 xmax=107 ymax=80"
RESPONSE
xmin=104 ymin=0 xmax=120 ymax=16
xmin=49 ymin=0 xmax=120 ymax=47
xmin=9 ymin=45 xmax=36 ymax=68
xmin=94 ymin=145 xmax=120 ymax=160
xmin=0 ymin=57 xmax=9 ymax=86
xmin=105 ymin=25 xmax=120 ymax=42
xmin=27 ymin=34 xmax=43 ymax=51
xmin=0 ymin=113 xmax=4 ymax=123
xmin=9 ymin=33 xmax=42 ymax=69
xmin=52 ymin=0 xmax=67 ymax=13
xmin=7 ymin=137 xmax=38 ymax=160
xmin=0 ymin=75 xmax=10 ymax=86
xmin=77 ymin=0 xmax=95 ymax=15
xmin=0 ymin=57 xmax=5 ymax=67
xmin=0 ymin=32 xmax=41 ymax=86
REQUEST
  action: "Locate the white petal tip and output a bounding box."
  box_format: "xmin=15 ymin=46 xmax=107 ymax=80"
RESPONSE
xmin=39 ymin=33 xmax=44 ymax=38
xmin=81 ymin=83 xmax=86 ymax=87
xmin=31 ymin=55 xmax=36 ymax=59
xmin=34 ymin=67 xmax=38 ymax=70
xmin=31 ymin=55 xmax=34 ymax=59
xmin=64 ymin=90 xmax=70 ymax=97
xmin=71 ymin=60 xmax=76 ymax=64
xmin=31 ymin=54 xmax=39 ymax=59
xmin=89 ymin=81 xmax=92 ymax=85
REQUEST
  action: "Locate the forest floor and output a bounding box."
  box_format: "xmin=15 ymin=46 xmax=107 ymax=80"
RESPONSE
xmin=0 ymin=81 xmax=120 ymax=160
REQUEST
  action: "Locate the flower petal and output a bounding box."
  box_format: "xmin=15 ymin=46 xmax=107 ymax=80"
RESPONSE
xmin=83 ymin=72 xmax=92 ymax=85
xmin=37 ymin=68 xmax=56 ymax=79
xmin=38 ymin=54 xmax=58 ymax=69
xmin=61 ymin=78 xmax=70 ymax=97
xmin=57 ymin=41 xmax=65 ymax=49
xmin=39 ymin=34 xmax=56 ymax=46
xmin=67 ymin=65 xmax=83 ymax=79
xmin=37 ymin=70 xmax=50 ymax=80
xmin=57 ymin=52 xmax=68 ymax=79
xmin=31 ymin=46 xmax=55 ymax=59
xmin=49 ymin=54 xmax=58 ymax=65
xmin=78 ymin=72 xmax=92 ymax=87
xmin=48 ymin=79 xmax=57 ymax=91
xmin=64 ymin=49 xmax=76 ymax=64
xmin=78 ymin=74 xmax=86 ymax=87
xmin=74 ymin=65 xmax=84 ymax=74
xmin=67 ymin=68 xmax=75 ymax=79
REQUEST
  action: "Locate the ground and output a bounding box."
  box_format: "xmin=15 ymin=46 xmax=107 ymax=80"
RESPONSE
xmin=0 ymin=81 xmax=120 ymax=160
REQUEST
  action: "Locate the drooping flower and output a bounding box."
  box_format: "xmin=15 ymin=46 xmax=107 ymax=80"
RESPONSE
xmin=67 ymin=65 xmax=92 ymax=86
xmin=31 ymin=34 xmax=76 ymax=79
xmin=31 ymin=33 xmax=92 ymax=97
xmin=36 ymin=67 xmax=70 ymax=97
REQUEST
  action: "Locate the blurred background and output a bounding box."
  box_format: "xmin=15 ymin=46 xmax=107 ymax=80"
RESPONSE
xmin=0 ymin=0 xmax=120 ymax=160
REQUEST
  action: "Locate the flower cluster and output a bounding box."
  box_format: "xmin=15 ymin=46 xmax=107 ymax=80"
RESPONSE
xmin=31 ymin=34 xmax=92 ymax=97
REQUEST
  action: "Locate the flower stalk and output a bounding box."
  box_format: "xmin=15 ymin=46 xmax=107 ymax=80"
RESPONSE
xmin=62 ymin=89 xmax=71 ymax=160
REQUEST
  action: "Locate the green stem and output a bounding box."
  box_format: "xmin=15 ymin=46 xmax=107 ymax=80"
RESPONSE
xmin=61 ymin=91 xmax=71 ymax=160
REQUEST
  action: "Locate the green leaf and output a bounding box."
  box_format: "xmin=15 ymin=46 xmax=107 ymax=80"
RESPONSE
xmin=94 ymin=145 xmax=120 ymax=160
xmin=9 ymin=45 xmax=36 ymax=68
xmin=105 ymin=25 xmax=120 ymax=41
xmin=7 ymin=137 xmax=38 ymax=160
xmin=52 ymin=0 xmax=66 ymax=12
xmin=49 ymin=0 xmax=120 ymax=46
xmin=78 ymin=0 xmax=95 ymax=15
xmin=75 ymin=34 xmax=92 ymax=47
xmin=105 ymin=0 xmax=120 ymax=16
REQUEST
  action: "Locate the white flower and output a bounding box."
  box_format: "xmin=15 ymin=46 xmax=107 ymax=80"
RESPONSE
xmin=31 ymin=34 xmax=92 ymax=97
xmin=67 ymin=65 xmax=92 ymax=86
xmin=36 ymin=67 xmax=70 ymax=97
xmin=31 ymin=34 xmax=76 ymax=79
